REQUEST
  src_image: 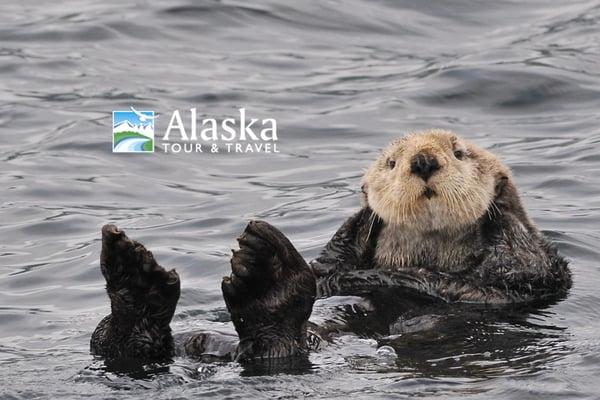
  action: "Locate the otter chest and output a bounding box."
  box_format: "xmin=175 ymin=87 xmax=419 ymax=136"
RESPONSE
xmin=374 ymin=225 xmax=482 ymax=272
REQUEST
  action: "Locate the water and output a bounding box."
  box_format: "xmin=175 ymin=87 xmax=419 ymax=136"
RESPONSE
xmin=1 ymin=0 xmax=600 ymax=398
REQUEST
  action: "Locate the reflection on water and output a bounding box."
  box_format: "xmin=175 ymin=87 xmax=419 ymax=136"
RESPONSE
xmin=1 ymin=0 xmax=600 ymax=398
xmin=387 ymin=311 xmax=570 ymax=379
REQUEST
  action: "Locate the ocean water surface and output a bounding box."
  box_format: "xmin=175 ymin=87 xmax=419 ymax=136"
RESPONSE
xmin=1 ymin=0 xmax=600 ymax=398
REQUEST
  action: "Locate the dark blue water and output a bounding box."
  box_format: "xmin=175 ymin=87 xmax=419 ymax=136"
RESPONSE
xmin=1 ymin=1 xmax=600 ymax=398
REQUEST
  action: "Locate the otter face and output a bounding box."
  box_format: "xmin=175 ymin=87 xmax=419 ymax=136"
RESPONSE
xmin=363 ymin=130 xmax=504 ymax=232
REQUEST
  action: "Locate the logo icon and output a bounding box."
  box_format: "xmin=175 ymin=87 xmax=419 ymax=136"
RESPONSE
xmin=112 ymin=107 xmax=156 ymax=153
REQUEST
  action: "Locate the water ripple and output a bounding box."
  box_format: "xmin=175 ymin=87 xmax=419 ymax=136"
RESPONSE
xmin=1 ymin=0 xmax=600 ymax=399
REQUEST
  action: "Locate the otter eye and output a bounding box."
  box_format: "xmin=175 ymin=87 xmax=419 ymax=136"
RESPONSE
xmin=454 ymin=150 xmax=465 ymax=160
xmin=386 ymin=158 xmax=396 ymax=169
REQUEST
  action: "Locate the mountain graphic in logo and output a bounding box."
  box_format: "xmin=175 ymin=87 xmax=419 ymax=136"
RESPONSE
xmin=112 ymin=108 xmax=155 ymax=153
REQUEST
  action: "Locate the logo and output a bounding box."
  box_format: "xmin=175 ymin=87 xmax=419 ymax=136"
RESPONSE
xmin=162 ymin=108 xmax=278 ymax=154
xmin=112 ymin=107 xmax=155 ymax=153
xmin=111 ymin=107 xmax=279 ymax=154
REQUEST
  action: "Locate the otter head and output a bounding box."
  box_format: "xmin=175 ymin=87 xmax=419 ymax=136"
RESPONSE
xmin=362 ymin=129 xmax=510 ymax=232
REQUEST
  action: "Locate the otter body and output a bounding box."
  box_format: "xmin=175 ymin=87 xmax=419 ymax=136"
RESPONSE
xmin=374 ymin=223 xmax=482 ymax=272
xmin=314 ymin=130 xmax=570 ymax=304
xmin=91 ymin=130 xmax=571 ymax=365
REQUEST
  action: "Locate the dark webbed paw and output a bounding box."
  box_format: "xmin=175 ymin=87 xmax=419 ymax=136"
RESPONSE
xmin=222 ymin=220 xmax=316 ymax=360
xmin=91 ymin=225 xmax=180 ymax=360
xmin=100 ymin=224 xmax=180 ymax=325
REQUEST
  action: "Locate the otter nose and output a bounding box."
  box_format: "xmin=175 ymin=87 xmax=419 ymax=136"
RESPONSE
xmin=410 ymin=153 xmax=440 ymax=181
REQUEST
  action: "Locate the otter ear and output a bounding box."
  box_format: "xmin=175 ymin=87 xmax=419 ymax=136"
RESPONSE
xmin=494 ymin=174 xmax=509 ymax=200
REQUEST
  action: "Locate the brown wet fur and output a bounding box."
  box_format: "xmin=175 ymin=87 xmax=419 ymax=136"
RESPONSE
xmin=222 ymin=221 xmax=316 ymax=360
xmin=90 ymin=225 xmax=180 ymax=361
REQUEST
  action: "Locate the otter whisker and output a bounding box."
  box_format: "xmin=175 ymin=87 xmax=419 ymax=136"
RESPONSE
xmin=366 ymin=209 xmax=377 ymax=242
xmin=490 ymin=199 xmax=502 ymax=217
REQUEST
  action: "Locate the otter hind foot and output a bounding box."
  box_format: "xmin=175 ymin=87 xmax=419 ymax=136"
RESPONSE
xmin=222 ymin=220 xmax=316 ymax=361
xmin=100 ymin=224 xmax=180 ymax=321
xmin=91 ymin=224 xmax=180 ymax=360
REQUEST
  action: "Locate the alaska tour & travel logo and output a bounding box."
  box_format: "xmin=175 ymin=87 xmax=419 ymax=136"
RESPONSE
xmin=112 ymin=107 xmax=155 ymax=153
xmin=112 ymin=107 xmax=278 ymax=154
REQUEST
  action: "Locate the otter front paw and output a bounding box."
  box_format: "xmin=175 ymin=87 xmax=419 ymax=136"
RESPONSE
xmin=222 ymin=220 xmax=316 ymax=360
xmin=91 ymin=225 xmax=180 ymax=360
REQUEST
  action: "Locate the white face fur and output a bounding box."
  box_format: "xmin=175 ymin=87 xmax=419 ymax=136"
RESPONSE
xmin=363 ymin=130 xmax=502 ymax=233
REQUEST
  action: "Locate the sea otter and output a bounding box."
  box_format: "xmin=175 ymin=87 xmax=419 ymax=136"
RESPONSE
xmin=91 ymin=129 xmax=571 ymax=363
